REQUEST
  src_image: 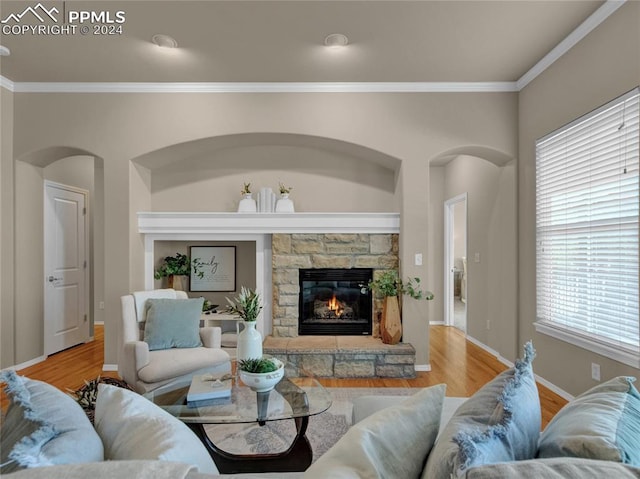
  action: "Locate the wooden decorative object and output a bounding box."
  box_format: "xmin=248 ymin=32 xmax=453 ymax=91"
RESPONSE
xmin=381 ymin=295 xmax=402 ymax=344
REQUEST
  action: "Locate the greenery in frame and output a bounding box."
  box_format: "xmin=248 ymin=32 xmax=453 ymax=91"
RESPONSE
xmin=226 ymin=286 xmax=263 ymax=321
xmin=368 ymin=270 xmax=434 ymax=300
xmin=153 ymin=253 xmax=204 ymax=280
xmin=238 ymin=357 xmax=279 ymax=373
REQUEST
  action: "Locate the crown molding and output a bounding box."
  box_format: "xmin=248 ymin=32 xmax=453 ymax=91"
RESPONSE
xmin=517 ymin=0 xmax=626 ymax=90
xmin=0 ymin=75 xmax=14 ymax=92
xmin=4 ymin=80 xmax=517 ymax=94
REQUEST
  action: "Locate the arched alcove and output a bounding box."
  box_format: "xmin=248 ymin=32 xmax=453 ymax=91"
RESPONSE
xmin=428 ymin=148 xmax=518 ymax=362
xmin=13 ymin=147 xmax=105 ymax=364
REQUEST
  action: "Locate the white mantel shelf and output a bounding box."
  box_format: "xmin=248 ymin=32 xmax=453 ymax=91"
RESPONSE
xmin=137 ymin=212 xmax=400 ymax=234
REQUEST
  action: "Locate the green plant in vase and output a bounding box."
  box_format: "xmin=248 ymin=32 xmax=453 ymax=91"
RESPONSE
xmin=153 ymin=253 xmax=204 ymax=290
xmin=368 ymin=270 xmax=434 ymax=344
xmin=238 ymin=357 xmax=279 ymax=373
xmin=226 ymin=286 xmax=263 ymax=322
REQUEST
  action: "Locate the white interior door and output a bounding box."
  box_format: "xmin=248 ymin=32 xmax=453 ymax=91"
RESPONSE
xmin=444 ymin=193 xmax=467 ymax=332
xmin=44 ymin=182 xmax=89 ymax=355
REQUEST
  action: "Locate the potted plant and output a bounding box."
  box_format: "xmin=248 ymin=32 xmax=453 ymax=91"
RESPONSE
xmin=238 ymin=357 xmax=285 ymax=392
xmin=226 ymin=287 xmax=263 ymax=360
xmin=368 ymin=270 xmax=434 ymax=344
xmin=153 ymin=253 xmax=204 ymax=291
xmin=238 ymin=182 xmax=257 ymax=212
xmin=275 ymin=182 xmax=295 ymax=213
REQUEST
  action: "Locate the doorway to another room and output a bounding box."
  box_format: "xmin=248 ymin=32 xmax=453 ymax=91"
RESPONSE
xmin=444 ymin=194 xmax=467 ymax=333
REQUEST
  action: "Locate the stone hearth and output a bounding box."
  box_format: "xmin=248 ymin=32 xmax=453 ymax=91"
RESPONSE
xmin=263 ymin=335 xmax=416 ymax=378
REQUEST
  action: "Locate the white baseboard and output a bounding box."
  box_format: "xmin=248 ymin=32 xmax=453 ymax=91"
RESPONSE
xmin=1 ymin=355 xmax=47 ymax=372
xmin=535 ymin=374 xmax=574 ymax=401
xmin=466 ymin=335 xmax=514 ymax=368
xmin=414 ymin=364 xmax=431 ymax=372
xmin=102 ymin=364 xmax=118 ymax=372
xmin=94 ymin=321 xmax=104 ymax=325
xmin=429 ymin=321 xmax=445 ymax=326
xmin=465 ymin=335 xmax=573 ymax=401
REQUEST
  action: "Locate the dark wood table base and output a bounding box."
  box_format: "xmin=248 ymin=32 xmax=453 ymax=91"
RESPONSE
xmin=187 ymin=416 xmax=313 ymax=474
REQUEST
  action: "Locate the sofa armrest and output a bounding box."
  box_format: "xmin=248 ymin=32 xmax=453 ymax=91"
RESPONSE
xmin=121 ymin=341 xmax=150 ymax=386
xmin=200 ymin=327 xmax=222 ymax=349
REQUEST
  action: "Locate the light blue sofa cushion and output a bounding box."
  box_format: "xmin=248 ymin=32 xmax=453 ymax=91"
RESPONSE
xmin=143 ymin=297 xmax=204 ymax=351
xmin=0 ymin=371 xmax=103 ymax=474
xmin=537 ymin=376 xmax=640 ymax=466
xmin=423 ymin=342 xmax=540 ymax=479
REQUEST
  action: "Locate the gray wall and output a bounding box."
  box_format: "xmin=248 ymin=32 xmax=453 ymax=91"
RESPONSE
xmin=518 ymin=1 xmax=640 ymax=394
xmin=3 ymin=91 xmax=517 ymax=368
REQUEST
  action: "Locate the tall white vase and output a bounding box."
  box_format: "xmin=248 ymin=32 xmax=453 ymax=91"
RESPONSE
xmin=237 ymin=321 xmax=263 ymax=361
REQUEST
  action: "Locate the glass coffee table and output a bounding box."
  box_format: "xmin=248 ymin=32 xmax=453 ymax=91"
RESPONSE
xmin=143 ymin=360 xmax=332 ymax=474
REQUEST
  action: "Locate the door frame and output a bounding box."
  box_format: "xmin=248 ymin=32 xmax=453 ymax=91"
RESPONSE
xmin=444 ymin=193 xmax=467 ymax=328
xmin=44 ymin=180 xmax=90 ymax=356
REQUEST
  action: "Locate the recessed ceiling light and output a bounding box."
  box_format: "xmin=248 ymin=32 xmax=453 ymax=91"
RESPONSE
xmin=324 ymin=33 xmax=348 ymax=48
xmin=151 ymin=34 xmax=178 ymax=49
xmin=0 ymin=45 xmax=10 ymax=56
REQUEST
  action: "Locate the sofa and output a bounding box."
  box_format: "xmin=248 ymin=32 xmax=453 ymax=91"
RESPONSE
xmin=2 ymin=342 xmax=640 ymax=478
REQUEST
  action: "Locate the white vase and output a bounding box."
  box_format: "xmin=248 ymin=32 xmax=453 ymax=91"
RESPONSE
xmin=257 ymin=187 xmax=276 ymax=213
xmin=275 ymin=193 xmax=295 ymax=213
xmin=237 ymin=193 xmax=257 ymax=213
xmin=237 ymin=321 xmax=263 ymax=361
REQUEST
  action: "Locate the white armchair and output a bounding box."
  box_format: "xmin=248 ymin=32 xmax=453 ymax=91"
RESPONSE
xmin=119 ymin=289 xmax=231 ymax=394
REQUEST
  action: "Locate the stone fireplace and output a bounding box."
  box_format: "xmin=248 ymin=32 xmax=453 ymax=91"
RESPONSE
xmin=272 ymin=233 xmax=399 ymax=338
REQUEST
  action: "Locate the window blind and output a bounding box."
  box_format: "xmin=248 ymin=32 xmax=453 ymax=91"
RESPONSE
xmin=536 ymin=88 xmax=640 ymax=366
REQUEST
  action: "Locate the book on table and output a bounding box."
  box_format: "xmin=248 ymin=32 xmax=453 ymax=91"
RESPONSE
xmin=187 ymin=374 xmax=231 ymax=405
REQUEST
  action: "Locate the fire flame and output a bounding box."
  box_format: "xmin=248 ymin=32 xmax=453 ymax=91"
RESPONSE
xmin=328 ymin=295 xmax=342 ymax=316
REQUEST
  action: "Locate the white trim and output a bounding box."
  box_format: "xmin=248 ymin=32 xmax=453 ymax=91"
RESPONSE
xmin=534 ymin=320 xmax=640 ymax=369
xmin=429 ymin=320 xmax=445 ymax=326
xmin=517 ymin=0 xmax=626 ymax=90
xmin=535 ymin=373 xmax=574 ymax=402
xmin=466 ymin=335 xmax=513 ymax=368
xmin=102 ymin=363 xmax=118 ymax=372
xmin=414 ymin=364 xmax=431 ymax=372
xmin=444 ymin=194 xmax=467 ymax=329
xmin=6 ymin=81 xmax=518 ymax=94
xmin=465 ymin=334 xmax=574 ymax=400
xmin=138 ymin=212 xmax=400 ymax=235
xmin=1 ymin=355 xmax=47 ymax=371
xmin=94 ymin=321 xmax=104 ymax=325
xmin=0 ymin=75 xmax=14 ymax=91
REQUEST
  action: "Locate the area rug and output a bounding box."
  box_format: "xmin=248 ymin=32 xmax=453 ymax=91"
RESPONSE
xmin=204 ymin=387 xmax=420 ymax=462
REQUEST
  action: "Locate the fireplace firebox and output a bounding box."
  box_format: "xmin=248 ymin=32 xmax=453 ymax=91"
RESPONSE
xmin=298 ymin=268 xmax=373 ymax=335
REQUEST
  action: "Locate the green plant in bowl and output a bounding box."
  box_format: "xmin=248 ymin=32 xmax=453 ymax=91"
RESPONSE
xmin=238 ymin=357 xmax=279 ymax=373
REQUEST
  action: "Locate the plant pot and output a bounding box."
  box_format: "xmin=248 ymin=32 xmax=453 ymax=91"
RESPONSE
xmin=238 ymin=193 xmax=257 ymax=213
xmin=381 ymin=296 xmax=402 ymax=345
xmin=237 ymin=320 xmax=263 ymax=361
xmin=275 ymin=193 xmax=295 ymax=213
xmin=168 ymin=275 xmax=187 ymax=291
xmin=239 ymin=358 xmax=285 ymax=392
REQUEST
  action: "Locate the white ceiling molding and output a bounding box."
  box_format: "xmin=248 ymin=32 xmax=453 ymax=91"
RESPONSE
xmin=0 ymin=76 xmax=14 ymax=92
xmin=516 ymin=0 xmax=626 ymax=90
xmin=5 ymin=80 xmax=517 ymax=94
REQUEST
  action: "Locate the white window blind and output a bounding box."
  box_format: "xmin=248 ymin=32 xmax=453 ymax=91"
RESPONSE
xmin=535 ymin=88 xmax=640 ymax=367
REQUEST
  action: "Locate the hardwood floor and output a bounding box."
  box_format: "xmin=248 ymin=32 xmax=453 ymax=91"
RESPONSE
xmin=2 ymin=324 xmax=567 ymax=427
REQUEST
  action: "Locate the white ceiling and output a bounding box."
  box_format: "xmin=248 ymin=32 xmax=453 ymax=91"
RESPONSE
xmin=0 ymin=0 xmax=607 ymax=85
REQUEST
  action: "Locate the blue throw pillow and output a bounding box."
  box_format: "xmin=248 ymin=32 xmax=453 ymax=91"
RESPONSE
xmin=423 ymin=341 xmax=540 ymax=479
xmin=537 ymin=376 xmax=640 ymax=466
xmin=143 ymin=297 xmax=203 ymax=351
xmin=0 ymin=371 xmax=103 ymax=474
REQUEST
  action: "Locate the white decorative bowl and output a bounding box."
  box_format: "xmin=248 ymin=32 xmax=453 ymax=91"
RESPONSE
xmin=238 ymin=358 xmax=285 ymax=392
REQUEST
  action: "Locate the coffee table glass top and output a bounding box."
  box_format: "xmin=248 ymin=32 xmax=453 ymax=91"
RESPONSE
xmin=143 ymin=361 xmax=332 ymax=425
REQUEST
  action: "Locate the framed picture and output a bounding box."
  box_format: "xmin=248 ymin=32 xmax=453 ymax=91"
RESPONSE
xmin=190 ymin=246 xmax=236 ymax=292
